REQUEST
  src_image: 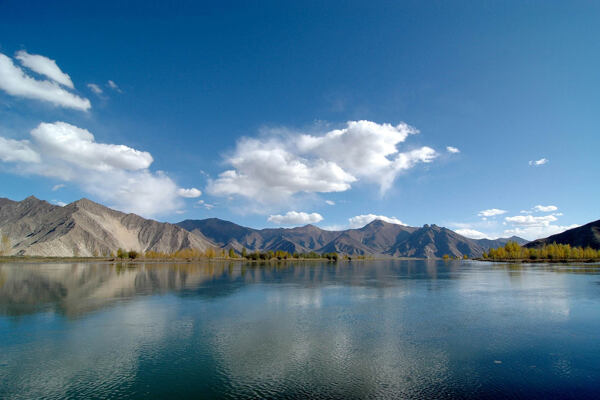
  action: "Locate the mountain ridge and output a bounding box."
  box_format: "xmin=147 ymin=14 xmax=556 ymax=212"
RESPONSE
xmin=0 ymin=196 xmax=537 ymax=258
xmin=176 ymin=218 xmax=527 ymax=258
xmin=0 ymin=196 xmax=214 ymax=257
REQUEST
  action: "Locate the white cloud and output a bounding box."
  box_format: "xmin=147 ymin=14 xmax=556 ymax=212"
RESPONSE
xmin=532 ymin=205 xmax=557 ymax=212
xmin=325 ymin=200 xmax=335 ymax=205
xmin=296 ymin=120 xmax=436 ymax=193
xmin=505 ymin=214 xmax=558 ymax=226
xmin=31 ymin=122 xmax=153 ymax=172
xmin=87 ymin=83 xmax=103 ymax=95
xmin=503 ymin=212 xmax=577 ymax=240
xmin=52 ymin=183 xmax=66 ymax=191
xmin=51 ymin=200 xmax=67 ymax=207
xmin=0 ymin=136 xmax=41 ymax=163
xmin=268 ymin=211 xmax=323 ymax=226
xmin=504 ymin=224 xmax=579 ymax=241
xmin=207 ymin=137 xmax=356 ymax=203
xmin=446 ymin=146 xmax=460 ymax=154
xmin=176 ymin=188 xmax=202 ymax=198
xmin=348 ymin=214 xmax=405 ymax=228
xmin=15 ymin=50 xmax=74 ymax=88
xmin=196 ymin=199 xmax=215 ymax=210
xmin=107 ymin=80 xmax=121 ymax=92
xmin=174 ymin=210 xmax=186 ymax=215
xmin=455 ymin=228 xmax=489 ymax=240
xmin=529 ymin=158 xmax=548 ymax=166
xmin=477 ymin=208 xmax=507 ymax=217
xmin=0 ymin=53 xmax=90 ymax=111
xmin=208 ymin=120 xmax=438 ymax=204
xmin=0 ymin=122 xmax=188 ymax=217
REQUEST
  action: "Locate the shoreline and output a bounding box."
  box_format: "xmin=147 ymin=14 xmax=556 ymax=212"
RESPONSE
xmin=0 ymin=255 xmax=426 ymax=264
xmin=473 ymin=258 xmax=600 ymax=264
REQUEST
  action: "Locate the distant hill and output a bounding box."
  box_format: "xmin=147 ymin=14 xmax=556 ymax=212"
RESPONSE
xmin=0 ymin=196 xmax=213 ymax=257
xmin=177 ymin=218 xmax=524 ymax=258
xmin=525 ymin=220 xmax=600 ymax=250
xmin=476 ymin=236 xmax=529 ymax=250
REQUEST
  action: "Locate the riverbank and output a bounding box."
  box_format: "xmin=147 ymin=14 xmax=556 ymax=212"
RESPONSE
xmin=0 ymin=255 xmax=421 ymax=264
xmin=474 ymin=257 xmax=600 ymax=263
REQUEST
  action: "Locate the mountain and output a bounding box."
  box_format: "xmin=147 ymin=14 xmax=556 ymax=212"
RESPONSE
xmin=0 ymin=195 xmax=536 ymax=259
xmin=318 ymin=220 xmax=416 ymax=255
xmin=476 ymin=236 xmax=529 ymax=250
xmin=388 ymin=224 xmax=485 ymax=258
xmin=178 ymin=219 xmax=487 ymax=258
xmin=0 ymin=196 xmax=213 ymax=257
xmin=525 ymin=220 xmax=600 ymax=250
xmin=177 ymin=218 xmax=340 ymax=254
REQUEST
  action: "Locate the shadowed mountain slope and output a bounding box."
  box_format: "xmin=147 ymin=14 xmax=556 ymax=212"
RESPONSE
xmin=177 ymin=218 xmax=524 ymax=258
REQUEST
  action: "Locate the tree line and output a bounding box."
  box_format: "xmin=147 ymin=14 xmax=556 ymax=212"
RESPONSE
xmin=483 ymin=241 xmax=600 ymax=261
xmin=119 ymin=247 xmax=341 ymax=261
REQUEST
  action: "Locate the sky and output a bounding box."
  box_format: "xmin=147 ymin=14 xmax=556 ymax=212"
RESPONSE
xmin=0 ymin=0 xmax=598 ymax=240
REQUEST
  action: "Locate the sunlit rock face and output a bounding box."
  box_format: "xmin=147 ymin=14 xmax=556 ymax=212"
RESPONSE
xmin=0 ymin=196 xmax=213 ymax=256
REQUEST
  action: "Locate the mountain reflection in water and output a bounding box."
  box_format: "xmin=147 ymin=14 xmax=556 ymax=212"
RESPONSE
xmin=1 ymin=260 xmax=600 ymax=399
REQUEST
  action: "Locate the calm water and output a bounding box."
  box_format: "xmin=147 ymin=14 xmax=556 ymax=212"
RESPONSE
xmin=1 ymin=260 xmax=600 ymax=399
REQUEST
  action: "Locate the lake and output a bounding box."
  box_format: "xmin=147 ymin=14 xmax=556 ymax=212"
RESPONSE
xmin=1 ymin=260 xmax=599 ymax=399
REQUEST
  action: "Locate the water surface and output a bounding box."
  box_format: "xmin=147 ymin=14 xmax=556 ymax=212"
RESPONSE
xmin=1 ymin=260 xmax=599 ymax=399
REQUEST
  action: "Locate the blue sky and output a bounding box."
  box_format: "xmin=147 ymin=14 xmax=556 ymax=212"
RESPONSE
xmin=0 ymin=1 xmax=598 ymax=240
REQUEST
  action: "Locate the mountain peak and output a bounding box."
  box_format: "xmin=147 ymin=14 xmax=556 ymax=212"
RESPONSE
xmin=71 ymin=197 xmax=107 ymax=210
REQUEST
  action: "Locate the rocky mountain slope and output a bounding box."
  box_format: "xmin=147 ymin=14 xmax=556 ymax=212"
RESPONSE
xmin=525 ymin=219 xmax=600 ymax=250
xmin=0 ymin=196 xmax=213 ymax=257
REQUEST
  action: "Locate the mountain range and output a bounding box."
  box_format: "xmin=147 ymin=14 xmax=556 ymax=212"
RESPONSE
xmin=177 ymin=218 xmax=527 ymax=258
xmin=12 ymin=195 xmax=599 ymax=258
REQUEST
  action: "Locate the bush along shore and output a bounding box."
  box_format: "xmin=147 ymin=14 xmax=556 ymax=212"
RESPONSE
xmin=479 ymin=241 xmax=600 ymax=263
xmin=112 ymin=248 xmax=372 ymax=262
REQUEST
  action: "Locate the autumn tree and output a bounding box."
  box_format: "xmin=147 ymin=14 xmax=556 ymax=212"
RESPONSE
xmin=0 ymin=234 xmax=10 ymax=255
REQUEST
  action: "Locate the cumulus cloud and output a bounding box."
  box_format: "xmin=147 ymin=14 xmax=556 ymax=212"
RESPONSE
xmin=504 ymin=224 xmax=579 ymax=241
xmin=52 ymin=183 xmax=66 ymax=191
xmin=31 ymin=122 xmax=153 ymax=172
xmin=532 ymin=205 xmax=557 ymax=212
xmin=505 ymin=214 xmax=558 ymax=226
xmin=455 ymin=228 xmax=489 ymax=240
xmin=0 ymin=136 xmax=41 ymax=163
xmin=268 ymin=211 xmax=323 ymax=225
xmin=87 ymin=83 xmax=103 ymax=95
xmin=208 ymin=120 xmax=438 ymax=204
xmin=15 ymin=50 xmax=74 ymax=88
xmin=325 ymin=200 xmax=335 ymax=205
xmin=207 ymin=137 xmax=356 ymax=203
xmin=348 ymin=214 xmax=405 ymax=228
xmin=446 ymin=146 xmax=460 ymax=154
xmin=0 ymin=122 xmax=191 ymax=217
xmin=176 ymin=188 xmax=202 ymax=198
xmin=503 ymin=213 xmax=577 ymax=240
xmin=0 ymin=53 xmax=90 ymax=111
xmin=477 ymin=208 xmax=507 ymax=217
xmin=529 ymin=158 xmax=548 ymax=166
xmin=296 ymin=121 xmax=436 ymax=193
